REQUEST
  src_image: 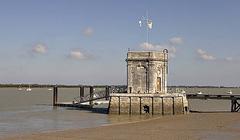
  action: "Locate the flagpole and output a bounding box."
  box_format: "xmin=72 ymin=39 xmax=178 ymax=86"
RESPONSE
xmin=146 ymin=10 xmax=149 ymax=46
xmin=139 ymin=11 xmax=152 ymax=48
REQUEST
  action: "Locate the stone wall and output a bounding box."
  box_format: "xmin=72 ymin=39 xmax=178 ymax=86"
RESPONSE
xmin=108 ymin=93 xmax=188 ymax=115
xmin=127 ymin=51 xmax=168 ymax=94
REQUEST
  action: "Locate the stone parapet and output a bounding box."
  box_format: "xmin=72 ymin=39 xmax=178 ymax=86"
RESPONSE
xmin=127 ymin=51 xmax=167 ymax=61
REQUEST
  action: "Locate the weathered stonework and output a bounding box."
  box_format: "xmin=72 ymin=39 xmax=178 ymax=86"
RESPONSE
xmin=108 ymin=50 xmax=189 ymax=115
xmin=108 ymin=93 xmax=188 ymax=115
xmin=127 ymin=51 xmax=168 ymax=94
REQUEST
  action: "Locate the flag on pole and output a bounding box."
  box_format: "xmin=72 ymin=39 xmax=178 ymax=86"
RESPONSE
xmin=139 ymin=20 xmax=142 ymax=27
xmin=147 ymin=20 xmax=153 ymax=29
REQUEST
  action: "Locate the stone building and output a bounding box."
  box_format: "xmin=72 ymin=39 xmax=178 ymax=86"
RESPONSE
xmin=108 ymin=50 xmax=188 ymax=115
xmin=127 ymin=50 xmax=168 ymax=94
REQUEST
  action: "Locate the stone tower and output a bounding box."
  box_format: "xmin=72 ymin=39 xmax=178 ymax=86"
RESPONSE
xmin=126 ymin=50 xmax=168 ymax=94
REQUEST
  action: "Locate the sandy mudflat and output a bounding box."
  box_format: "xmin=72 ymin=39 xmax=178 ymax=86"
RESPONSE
xmin=2 ymin=113 xmax=240 ymax=140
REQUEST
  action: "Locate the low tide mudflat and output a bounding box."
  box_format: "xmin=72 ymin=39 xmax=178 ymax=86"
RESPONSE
xmin=2 ymin=113 xmax=240 ymax=140
xmin=1 ymin=87 xmax=240 ymax=140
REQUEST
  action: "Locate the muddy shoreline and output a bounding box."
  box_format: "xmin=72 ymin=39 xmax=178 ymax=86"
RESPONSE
xmin=2 ymin=113 xmax=240 ymax=140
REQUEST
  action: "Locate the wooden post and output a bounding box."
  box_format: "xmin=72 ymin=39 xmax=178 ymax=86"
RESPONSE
xmin=53 ymin=87 xmax=55 ymax=106
xmin=105 ymin=86 xmax=110 ymax=100
xmin=172 ymin=97 xmax=175 ymax=115
xmin=89 ymin=86 xmax=94 ymax=106
xmin=53 ymin=86 xmax=58 ymax=106
xmin=118 ymin=96 xmax=121 ymax=115
xmin=56 ymin=87 xmax=58 ymax=104
xmin=231 ymin=99 xmax=237 ymax=112
xmin=80 ymin=86 xmax=84 ymax=98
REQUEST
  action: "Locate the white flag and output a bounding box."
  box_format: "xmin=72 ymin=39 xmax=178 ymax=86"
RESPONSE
xmin=139 ymin=20 xmax=142 ymax=27
xmin=147 ymin=20 xmax=153 ymax=29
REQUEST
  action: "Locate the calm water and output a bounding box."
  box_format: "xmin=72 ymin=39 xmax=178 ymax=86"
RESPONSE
xmin=0 ymin=88 xmax=109 ymax=137
xmin=0 ymin=87 xmax=155 ymax=137
xmin=0 ymin=87 xmax=240 ymax=137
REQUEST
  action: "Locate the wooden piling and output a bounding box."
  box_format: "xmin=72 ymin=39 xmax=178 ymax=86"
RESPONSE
xmin=53 ymin=86 xmax=58 ymax=106
xmin=55 ymin=87 xmax=58 ymax=105
xmin=118 ymin=96 xmax=121 ymax=115
xmin=53 ymin=87 xmax=55 ymax=106
xmin=80 ymin=86 xmax=84 ymax=98
xmin=89 ymin=86 xmax=94 ymax=106
xmin=172 ymin=97 xmax=175 ymax=115
xmin=105 ymin=86 xmax=110 ymax=100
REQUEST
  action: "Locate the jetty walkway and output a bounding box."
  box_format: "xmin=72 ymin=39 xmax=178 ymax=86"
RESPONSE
xmin=50 ymin=86 xmax=240 ymax=113
xmin=186 ymin=93 xmax=240 ymax=112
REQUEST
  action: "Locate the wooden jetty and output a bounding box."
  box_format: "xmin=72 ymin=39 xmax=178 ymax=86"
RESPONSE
xmin=186 ymin=93 xmax=240 ymax=112
xmin=51 ymin=86 xmax=240 ymax=113
xmin=52 ymin=85 xmax=110 ymax=109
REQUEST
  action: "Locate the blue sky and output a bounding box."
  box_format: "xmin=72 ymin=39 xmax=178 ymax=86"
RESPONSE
xmin=0 ymin=0 xmax=239 ymax=86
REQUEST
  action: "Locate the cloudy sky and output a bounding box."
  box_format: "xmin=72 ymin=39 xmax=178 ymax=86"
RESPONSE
xmin=0 ymin=0 xmax=239 ymax=86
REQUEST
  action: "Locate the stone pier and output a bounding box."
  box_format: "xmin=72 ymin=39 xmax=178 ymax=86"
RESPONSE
xmin=109 ymin=93 xmax=188 ymax=115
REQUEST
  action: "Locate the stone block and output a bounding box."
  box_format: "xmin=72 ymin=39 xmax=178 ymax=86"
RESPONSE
xmin=162 ymin=97 xmax=173 ymax=115
xmin=153 ymin=97 xmax=162 ymax=115
xmin=131 ymin=97 xmax=141 ymax=114
xmin=120 ymin=97 xmax=130 ymax=114
xmin=174 ymin=97 xmax=184 ymax=114
xmin=109 ymin=96 xmax=119 ymax=114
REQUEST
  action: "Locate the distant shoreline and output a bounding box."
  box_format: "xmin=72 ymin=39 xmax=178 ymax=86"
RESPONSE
xmin=0 ymin=84 xmax=238 ymax=88
xmin=0 ymin=84 xmax=121 ymax=88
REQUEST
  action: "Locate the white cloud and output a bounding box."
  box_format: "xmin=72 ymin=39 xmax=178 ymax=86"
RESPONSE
xmin=32 ymin=43 xmax=47 ymax=54
xmin=197 ymin=49 xmax=216 ymax=61
xmin=139 ymin=37 xmax=183 ymax=59
xmin=83 ymin=27 xmax=94 ymax=36
xmin=169 ymin=37 xmax=184 ymax=46
xmin=140 ymin=42 xmax=177 ymax=58
xmin=139 ymin=42 xmax=155 ymax=50
xmin=225 ymin=57 xmax=233 ymax=61
xmin=197 ymin=49 xmax=205 ymax=54
xmin=69 ymin=50 xmax=89 ymax=60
